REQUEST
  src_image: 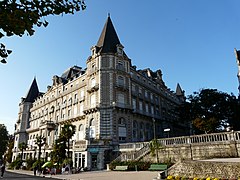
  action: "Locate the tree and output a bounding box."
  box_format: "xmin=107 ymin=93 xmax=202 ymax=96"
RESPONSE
xmin=0 ymin=0 xmax=86 ymax=63
xmin=60 ymin=123 xmax=76 ymax=158
xmin=0 ymin=124 xmax=9 ymax=159
xmin=50 ymin=136 xmax=67 ymax=166
xmin=35 ymin=135 xmax=46 ymax=169
xmin=149 ymin=139 xmax=161 ymax=163
xmin=5 ymin=135 xmax=14 ymax=163
xmin=183 ymin=89 xmax=239 ymax=133
xmin=18 ymin=142 xmax=27 ymax=162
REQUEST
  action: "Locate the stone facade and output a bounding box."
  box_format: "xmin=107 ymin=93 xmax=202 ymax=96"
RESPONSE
xmin=12 ymin=16 xmax=187 ymax=170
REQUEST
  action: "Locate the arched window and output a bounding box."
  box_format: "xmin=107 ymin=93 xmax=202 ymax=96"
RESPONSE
xmin=89 ymin=118 xmax=95 ymax=138
xmin=90 ymin=119 xmax=95 ymax=126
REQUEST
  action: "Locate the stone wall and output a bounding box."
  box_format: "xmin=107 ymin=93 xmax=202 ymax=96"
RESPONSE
xmin=167 ymin=160 xmax=240 ymax=178
xmin=142 ymin=141 xmax=240 ymax=163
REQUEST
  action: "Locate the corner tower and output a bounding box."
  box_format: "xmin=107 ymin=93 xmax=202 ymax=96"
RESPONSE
xmin=85 ymin=15 xmax=131 ymax=143
xmin=12 ymin=78 xmax=40 ymax=161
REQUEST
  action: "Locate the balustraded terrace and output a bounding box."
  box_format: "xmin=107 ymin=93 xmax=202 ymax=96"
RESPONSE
xmin=115 ymin=131 xmax=240 ymax=162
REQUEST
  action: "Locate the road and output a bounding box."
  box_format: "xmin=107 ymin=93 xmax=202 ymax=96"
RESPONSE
xmin=2 ymin=171 xmax=58 ymax=180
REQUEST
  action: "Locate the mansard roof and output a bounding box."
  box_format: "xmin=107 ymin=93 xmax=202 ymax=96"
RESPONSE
xmin=61 ymin=66 xmax=84 ymax=80
xmin=25 ymin=78 xmax=40 ymax=103
xmin=96 ymin=16 xmax=121 ymax=53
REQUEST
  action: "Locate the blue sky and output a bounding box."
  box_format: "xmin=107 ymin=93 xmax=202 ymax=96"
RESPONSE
xmin=1 ymin=0 xmax=240 ymax=134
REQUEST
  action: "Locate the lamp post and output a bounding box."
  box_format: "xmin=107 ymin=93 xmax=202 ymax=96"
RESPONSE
xmin=152 ymin=118 xmax=156 ymax=139
xmin=164 ymin=128 xmax=170 ymax=138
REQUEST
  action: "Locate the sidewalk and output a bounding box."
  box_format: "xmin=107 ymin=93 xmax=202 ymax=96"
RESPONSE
xmin=7 ymin=169 xmax=159 ymax=180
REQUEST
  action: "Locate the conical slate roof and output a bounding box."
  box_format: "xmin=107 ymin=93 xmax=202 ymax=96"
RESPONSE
xmin=25 ymin=78 xmax=39 ymax=102
xmin=96 ymin=16 xmax=121 ymax=53
xmin=176 ymin=83 xmax=184 ymax=96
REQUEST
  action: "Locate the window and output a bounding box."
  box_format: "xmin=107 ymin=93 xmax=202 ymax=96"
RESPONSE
xmin=89 ymin=119 xmax=96 ymax=138
xmin=139 ymin=88 xmax=142 ymax=96
xmin=140 ymin=122 xmax=144 ymax=141
xmin=118 ymin=117 xmax=126 ymax=142
xmin=78 ymin=124 xmax=84 ymax=140
xmin=151 ymin=105 xmax=154 ymax=114
xmin=118 ymin=117 xmax=126 ymax=126
xmin=117 ymin=93 xmax=125 ymax=104
xmin=90 ymin=94 xmax=96 ymax=107
xmin=145 ymin=103 xmax=149 ymax=113
xmin=80 ymin=90 xmax=84 ymax=98
xmin=139 ymin=101 xmax=143 ymax=111
xmin=79 ymin=103 xmax=84 ymax=115
xmin=117 ymin=76 xmax=124 ymax=86
xmin=145 ymin=90 xmax=148 ymax=98
xmin=132 ymin=84 xmax=136 ymax=92
xmin=91 ymin=78 xmax=96 ymax=87
xmin=133 ymin=121 xmax=138 ymax=140
xmin=132 ymin=98 xmax=136 ymax=110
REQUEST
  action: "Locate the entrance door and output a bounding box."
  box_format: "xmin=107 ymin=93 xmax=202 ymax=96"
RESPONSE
xmin=91 ymin=154 xmax=98 ymax=170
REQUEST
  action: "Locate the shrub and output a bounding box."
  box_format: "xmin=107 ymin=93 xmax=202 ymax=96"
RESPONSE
xmin=9 ymin=158 xmax=22 ymax=169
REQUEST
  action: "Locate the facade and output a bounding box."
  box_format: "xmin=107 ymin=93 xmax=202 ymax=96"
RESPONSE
xmin=13 ymin=16 xmax=188 ymax=170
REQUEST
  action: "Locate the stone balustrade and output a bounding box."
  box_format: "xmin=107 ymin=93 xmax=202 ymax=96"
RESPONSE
xmin=116 ymin=131 xmax=240 ymax=162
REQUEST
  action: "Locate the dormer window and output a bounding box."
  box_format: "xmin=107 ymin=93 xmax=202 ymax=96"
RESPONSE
xmin=117 ymin=44 xmax=124 ymax=55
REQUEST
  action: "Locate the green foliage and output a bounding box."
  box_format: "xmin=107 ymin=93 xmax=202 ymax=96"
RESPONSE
xmin=0 ymin=0 xmax=86 ymax=63
xmin=18 ymin=142 xmax=27 ymax=161
xmin=4 ymin=135 xmax=14 ymax=163
xmin=32 ymin=159 xmax=44 ymax=169
xmin=149 ymin=139 xmax=162 ymax=163
xmin=9 ymin=157 xmax=22 ymax=170
xmin=0 ymin=124 xmax=9 ymax=159
xmin=35 ymin=135 xmax=46 ymax=162
xmin=26 ymin=157 xmax=35 ymax=170
xmin=59 ymin=123 xmax=76 ymax=158
xmin=180 ymin=89 xmax=239 ymax=133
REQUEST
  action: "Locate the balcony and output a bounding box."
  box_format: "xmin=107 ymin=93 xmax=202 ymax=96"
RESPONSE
xmin=87 ymin=83 xmax=99 ymax=93
xmin=113 ymin=102 xmax=131 ymax=110
xmin=115 ymin=83 xmax=129 ymax=91
xmin=39 ymin=120 xmax=56 ymax=130
xmin=83 ymin=103 xmax=100 ymax=114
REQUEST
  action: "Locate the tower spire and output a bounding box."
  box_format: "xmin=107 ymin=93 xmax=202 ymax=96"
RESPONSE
xmin=25 ymin=77 xmax=39 ymax=102
xmin=96 ymin=16 xmax=121 ymax=53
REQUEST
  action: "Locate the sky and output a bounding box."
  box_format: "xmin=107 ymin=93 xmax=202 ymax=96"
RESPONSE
xmin=1 ymin=0 xmax=240 ymax=134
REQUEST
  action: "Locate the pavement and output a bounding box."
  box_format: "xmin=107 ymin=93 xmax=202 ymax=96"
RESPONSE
xmin=7 ymin=169 xmax=159 ymax=180
xmin=7 ymin=158 xmax=240 ymax=180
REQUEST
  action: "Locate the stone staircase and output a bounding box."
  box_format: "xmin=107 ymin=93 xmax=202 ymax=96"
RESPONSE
xmin=167 ymin=160 xmax=240 ymax=179
xmin=114 ymin=142 xmax=151 ymax=161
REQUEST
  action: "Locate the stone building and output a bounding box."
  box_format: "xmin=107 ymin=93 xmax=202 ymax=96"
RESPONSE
xmin=12 ymin=16 xmax=188 ymax=170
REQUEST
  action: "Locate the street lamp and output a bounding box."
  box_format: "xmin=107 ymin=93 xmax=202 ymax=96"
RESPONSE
xmin=152 ymin=118 xmax=156 ymax=139
xmin=164 ymin=128 xmax=170 ymax=138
